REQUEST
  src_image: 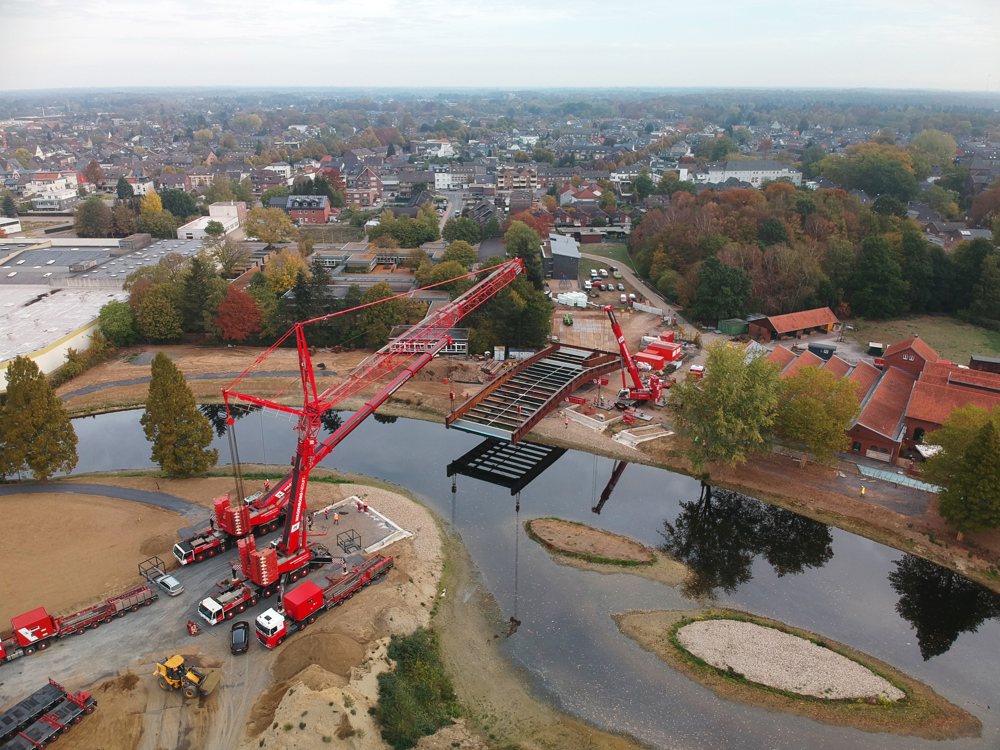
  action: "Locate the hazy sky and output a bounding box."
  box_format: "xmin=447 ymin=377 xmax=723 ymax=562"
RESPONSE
xmin=1 ymin=0 xmax=998 ymax=91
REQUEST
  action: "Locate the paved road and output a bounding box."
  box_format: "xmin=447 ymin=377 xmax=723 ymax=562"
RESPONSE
xmin=60 ymin=368 xmax=341 ymax=402
xmin=0 ymin=482 xmax=208 ymax=522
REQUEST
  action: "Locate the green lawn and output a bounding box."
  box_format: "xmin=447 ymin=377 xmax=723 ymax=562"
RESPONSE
xmin=845 ymin=316 xmax=1000 ymax=363
xmin=577 ymin=243 xmax=637 ymax=272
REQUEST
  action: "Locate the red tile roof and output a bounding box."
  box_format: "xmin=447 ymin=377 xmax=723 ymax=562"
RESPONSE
xmin=857 ymin=367 xmax=916 ymax=439
xmin=918 ymin=360 xmax=958 ymax=386
xmin=765 ymin=346 xmax=796 ymax=369
xmin=764 ymin=307 xmax=839 ymax=334
xmin=849 ymin=361 xmax=881 ymax=403
xmin=948 ymin=369 xmax=1000 ymax=394
xmin=884 ymin=336 xmax=938 ymax=363
xmin=822 ymin=356 xmax=852 ymax=379
xmin=782 ymin=350 xmax=823 ymax=378
xmin=907 ymin=381 xmax=1000 ymax=426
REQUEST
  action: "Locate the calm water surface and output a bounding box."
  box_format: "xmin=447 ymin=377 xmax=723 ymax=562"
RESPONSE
xmin=70 ymin=409 xmax=1000 ymax=749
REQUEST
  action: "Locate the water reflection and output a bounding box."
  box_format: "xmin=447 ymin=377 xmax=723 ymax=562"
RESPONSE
xmin=199 ymin=403 xmax=259 ymax=437
xmin=889 ymin=555 xmax=1000 ymax=660
xmin=659 ymin=484 xmax=833 ymax=599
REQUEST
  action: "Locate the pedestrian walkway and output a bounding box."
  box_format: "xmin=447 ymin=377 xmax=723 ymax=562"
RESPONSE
xmin=857 ymin=464 xmax=941 ymax=494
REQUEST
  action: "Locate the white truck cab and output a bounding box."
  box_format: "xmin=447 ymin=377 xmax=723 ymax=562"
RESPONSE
xmin=197 ymin=597 xmax=225 ymax=625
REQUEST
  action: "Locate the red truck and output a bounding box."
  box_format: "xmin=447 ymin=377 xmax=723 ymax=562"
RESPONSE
xmin=255 ymin=555 xmax=393 ymax=649
xmin=173 ymin=489 xmax=290 ymax=566
xmin=0 ymin=586 xmax=158 ymax=664
xmin=1 ymin=678 xmax=97 ymax=749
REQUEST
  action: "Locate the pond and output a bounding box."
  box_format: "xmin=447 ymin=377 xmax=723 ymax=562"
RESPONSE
xmin=68 ymin=408 xmax=1000 ymax=749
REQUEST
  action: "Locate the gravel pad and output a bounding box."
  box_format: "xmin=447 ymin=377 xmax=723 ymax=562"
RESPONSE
xmin=677 ymin=620 xmax=904 ymax=701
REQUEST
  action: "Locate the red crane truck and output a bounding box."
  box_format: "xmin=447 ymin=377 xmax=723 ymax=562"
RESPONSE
xmin=173 ymin=488 xmax=290 ymax=566
xmin=255 ymin=554 xmax=393 ymax=649
xmin=602 ymin=304 xmax=664 ymax=408
xmin=1 ymin=678 xmax=97 ymax=749
xmin=0 ymin=586 xmax=157 ymax=664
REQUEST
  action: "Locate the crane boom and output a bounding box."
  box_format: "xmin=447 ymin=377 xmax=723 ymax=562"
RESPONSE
xmin=603 ymin=305 xmax=643 ymax=390
xmin=221 ymin=258 xmax=525 ymax=583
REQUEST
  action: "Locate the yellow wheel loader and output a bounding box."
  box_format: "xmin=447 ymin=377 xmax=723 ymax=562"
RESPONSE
xmin=154 ymin=655 xmax=221 ymax=699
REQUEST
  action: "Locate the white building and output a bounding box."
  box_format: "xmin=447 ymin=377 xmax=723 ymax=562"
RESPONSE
xmin=176 ymin=201 xmax=247 ymax=240
xmin=689 ymin=160 xmax=802 ymax=187
xmin=264 ymin=162 xmax=292 ymax=178
xmin=434 ymin=172 xmax=468 ymax=190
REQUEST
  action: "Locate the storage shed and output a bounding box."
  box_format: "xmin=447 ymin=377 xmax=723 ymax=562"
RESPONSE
xmin=718 ymin=318 xmax=749 ymax=336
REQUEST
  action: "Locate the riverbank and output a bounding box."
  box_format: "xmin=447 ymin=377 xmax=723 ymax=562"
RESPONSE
xmin=613 ymin=608 xmax=981 ymax=741
xmin=48 ymin=347 xmax=1000 ymax=596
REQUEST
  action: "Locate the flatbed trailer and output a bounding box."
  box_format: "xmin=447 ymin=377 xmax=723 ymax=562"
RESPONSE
xmin=255 ymin=555 xmax=394 ymax=649
xmin=0 ymin=679 xmax=95 ymax=747
xmin=0 ymin=586 xmax=158 ymax=666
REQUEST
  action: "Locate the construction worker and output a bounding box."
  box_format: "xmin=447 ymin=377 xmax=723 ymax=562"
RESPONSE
xmin=363 ymin=499 xmax=369 ymax=514
xmin=264 ymin=478 xmax=270 ymax=492
xmin=324 ymin=507 xmax=329 ymax=520
xmin=356 ymin=498 xmax=363 ymax=513
xmin=565 ymin=418 xmax=570 ymax=429
xmin=333 ymin=512 xmax=339 ymax=525
xmin=861 ymin=486 xmax=866 ymax=497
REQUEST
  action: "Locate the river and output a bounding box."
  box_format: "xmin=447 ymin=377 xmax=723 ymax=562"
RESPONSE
xmin=69 ymin=409 xmax=1000 ymax=749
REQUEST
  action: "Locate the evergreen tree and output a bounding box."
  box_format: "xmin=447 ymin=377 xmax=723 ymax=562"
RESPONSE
xmin=2 ymin=195 xmax=17 ymax=217
xmin=481 ymin=216 xmax=502 ymax=240
xmin=850 ymin=236 xmax=908 ymax=318
xmin=0 ymin=356 xmax=78 ymax=480
xmin=503 ymin=221 xmax=544 ymax=288
xmin=937 ymin=420 xmax=1000 ymax=534
xmin=970 ymin=254 xmax=1000 ymax=320
xmin=140 ymin=352 xmax=218 ymax=477
xmin=691 ymin=256 xmax=752 ymax=322
xmin=181 ymin=256 xmax=215 ymax=332
xmin=116 ymin=176 xmax=134 ymax=200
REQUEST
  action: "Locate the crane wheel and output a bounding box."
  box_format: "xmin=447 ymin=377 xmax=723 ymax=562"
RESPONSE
xmin=226 ymin=611 xmax=234 ymax=619
xmin=144 ymin=600 xmax=152 ymax=606
xmin=38 ymin=642 xmax=48 ymax=650
xmin=91 ymin=623 xmax=99 ymax=629
xmin=131 ymin=605 xmax=139 ymax=612
xmin=157 ymin=677 xmax=172 ymax=691
xmin=77 ymin=628 xmax=85 ymax=635
xmin=118 ymin=611 xmax=126 ymax=618
xmin=219 ymin=544 xmax=226 ymax=552
xmin=290 ymin=573 xmax=299 ymax=582
xmin=104 ymin=617 xmax=112 ymax=623
xmin=25 ymin=647 xmax=36 ymax=655
xmin=250 ymin=597 xmax=258 ymax=606
xmin=208 ymin=549 xmax=215 ymax=557
xmin=183 ymin=686 xmax=198 ymax=699
xmin=196 ymin=554 xmax=204 ymax=562
xmin=74 ymin=716 xmax=82 ymax=724
xmin=238 ymin=604 xmax=245 ymax=613
xmin=276 ymin=637 xmax=284 ymax=646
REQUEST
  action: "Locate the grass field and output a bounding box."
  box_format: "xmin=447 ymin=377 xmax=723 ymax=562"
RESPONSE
xmin=845 ymin=316 xmax=1000 ymax=363
xmin=577 ymin=243 xmax=637 ymax=271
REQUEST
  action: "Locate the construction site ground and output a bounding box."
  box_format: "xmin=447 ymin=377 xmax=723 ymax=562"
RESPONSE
xmin=0 ymin=479 xmax=446 ymax=750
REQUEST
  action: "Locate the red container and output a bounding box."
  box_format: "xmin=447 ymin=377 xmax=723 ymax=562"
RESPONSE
xmin=658 ymin=331 xmax=675 ymax=343
xmin=283 ymin=581 xmax=325 ymax=622
xmin=635 ymin=352 xmax=665 ymax=370
xmin=648 ymin=341 xmax=682 ymax=361
xmin=11 ymin=608 xmax=57 ymax=648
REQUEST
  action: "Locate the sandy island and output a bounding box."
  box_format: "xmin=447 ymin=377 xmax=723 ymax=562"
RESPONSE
xmin=613 ymin=608 xmax=981 ymax=741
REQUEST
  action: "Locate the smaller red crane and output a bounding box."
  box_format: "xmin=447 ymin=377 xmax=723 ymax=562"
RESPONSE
xmin=602 ymin=305 xmax=663 ymax=405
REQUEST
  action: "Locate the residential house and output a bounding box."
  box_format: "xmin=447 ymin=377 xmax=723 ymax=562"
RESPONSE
xmin=495 ymin=164 xmax=537 ymax=194
xmin=689 ymin=160 xmax=803 ymax=187
xmin=271 ymin=195 xmax=332 ymax=224
xmin=159 ymin=173 xmax=192 ymax=192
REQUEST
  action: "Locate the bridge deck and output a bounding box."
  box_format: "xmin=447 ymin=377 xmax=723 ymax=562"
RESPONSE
xmin=446 ymin=345 xmax=621 ymax=444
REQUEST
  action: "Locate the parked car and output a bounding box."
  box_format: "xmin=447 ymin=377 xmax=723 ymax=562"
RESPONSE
xmin=230 ymin=621 xmax=250 ymax=655
xmin=599 ymin=269 xmax=609 ymax=278
xmin=617 ymin=283 xmax=625 ymax=292
xmin=620 ymin=294 xmax=627 ymax=304
xmin=154 ymin=574 xmax=184 ymax=597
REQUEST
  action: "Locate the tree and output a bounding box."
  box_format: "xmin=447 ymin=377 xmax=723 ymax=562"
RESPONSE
xmin=410 ymin=181 xmax=427 ymax=196
xmin=14 ymin=148 xmax=32 ymax=168
xmin=872 ymin=194 xmax=907 ymax=218
xmin=140 ymin=191 xmax=163 ymax=215
xmin=98 ymin=300 xmax=138 ymax=347
xmin=850 ymin=236 xmax=908 ymax=318
xmin=776 ymin=366 xmax=860 ymax=465
xmin=952 ymin=237 xmax=995 ymax=309
xmin=710 ymin=137 xmax=738 ymax=162
xmin=633 ymin=172 xmax=655 ymax=201
xmin=758 ymin=217 xmax=789 ymax=246
xmin=204 ymin=220 xmax=225 ymax=238
xmin=970 ymin=254 xmax=1000 ymax=320
xmin=115 ymin=176 xmax=134 ymax=200
xmin=442 ymin=217 xmax=482 ymax=244
xmin=909 ymin=129 xmax=958 ymax=168
xmin=937 ymin=420 xmax=1000 ymax=534
xmin=193 ymin=128 xmax=213 ymax=145
xmin=673 ymin=341 xmax=780 ymax=474
xmin=73 ymin=197 xmax=113 ymax=237
xmin=481 ymin=216 xmax=502 ymax=240
xmin=0 ymin=356 xmax=78 ymax=480
xmin=1 ymin=195 xmax=17 ymax=217
xmin=215 ymin=287 xmax=262 ymax=342
xmin=141 ymin=352 xmax=218 ymax=477
xmin=245 ymin=207 xmax=296 ymax=246
xmin=112 ymin=202 xmax=136 ymax=237
xmin=264 ymin=248 xmax=309 ymax=294
xmin=137 ymin=209 xmax=178 ymax=239
xmin=82 ymin=159 xmax=105 ymax=188
xmin=441 ymin=240 xmax=477 ymax=269
xmin=691 ymin=257 xmax=751 ymax=322
xmin=816 ymin=142 xmax=919 ymax=201
xmin=970 ymin=189 xmax=1000 ymax=228
xmin=134 ymin=284 xmax=183 ymax=342
xmin=598 ymin=189 xmax=618 ymax=210
xmin=159 ymin=189 xmax=197 ymax=219
xmin=360 ymin=281 xmax=402 ymax=347
xmin=502 ymin=221 xmax=543 ymax=288
xmin=181 ymin=255 xmax=218 ymax=332
xmin=430 ymin=260 xmax=471 ymax=296
xmin=211 ymin=236 xmax=253 ymax=276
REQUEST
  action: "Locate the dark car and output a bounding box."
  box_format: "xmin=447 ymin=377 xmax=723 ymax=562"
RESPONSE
xmin=230 ymin=620 xmax=250 ymax=655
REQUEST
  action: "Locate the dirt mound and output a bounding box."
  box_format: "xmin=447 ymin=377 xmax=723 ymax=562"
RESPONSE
xmin=527 ymin=518 xmax=654 ymax=563
xmin=244 ymin=679 xmax=292 ymax=736
xmin=272 ymin=631 xmax=366 ymax=683
xmin=56 ymin=672 xmax=147 ymax=750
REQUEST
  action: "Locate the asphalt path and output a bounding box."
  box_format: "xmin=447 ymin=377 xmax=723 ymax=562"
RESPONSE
xmin=59 ymin=369 xmax=340 ymax=402
xmin=0 ymin=482 xmax=208 ymax=522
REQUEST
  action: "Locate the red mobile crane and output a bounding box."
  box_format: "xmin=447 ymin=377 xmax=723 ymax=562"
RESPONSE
xmin=214 ymin=259 xmax=525 ymax=596
xmin=602 ymin=305 xmax=664 ymax=406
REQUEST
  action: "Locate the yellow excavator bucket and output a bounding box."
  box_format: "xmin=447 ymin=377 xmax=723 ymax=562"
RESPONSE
xmin=199 ymin=671 xmax=221 ymax=695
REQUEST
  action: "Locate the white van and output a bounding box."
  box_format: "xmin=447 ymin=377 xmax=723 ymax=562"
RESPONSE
xmin=584 ymin=280 xmax=592 ymax=291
